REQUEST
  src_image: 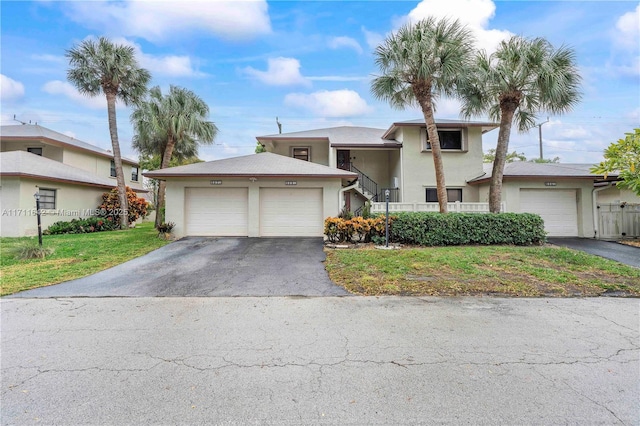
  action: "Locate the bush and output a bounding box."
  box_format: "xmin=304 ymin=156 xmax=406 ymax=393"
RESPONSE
xmin=98 ymin=186 xmax=148 ymax=225
xmin=389 ymin=212 xmax=546 ymax=246
xmin=156 ymin=222 xmax=175 ymax=234
xmin=324 ymin=212 xmax=546 ymax=246
xmin=47 ymin=217 xmax=118 ymax=235
xmin=11 ymin=242 xmax=54 ymax=259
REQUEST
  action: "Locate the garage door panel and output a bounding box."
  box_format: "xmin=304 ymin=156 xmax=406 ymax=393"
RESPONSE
xmin=260 ymin=188 xmax=323 ymax=237
xmin=520 ymin=189 xmax=578 ymax=237
xmin=185 ymin=188 xmax=248 ymax=236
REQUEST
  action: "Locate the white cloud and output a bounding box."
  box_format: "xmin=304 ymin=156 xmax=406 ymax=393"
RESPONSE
xmin=65 ymin=0 xmax=271 ymax=42
xmin=243 ymin=57 xmax=310 ymax=86
xmin=361 ymin=26 xmax=384 ymax=50
xmin=110 ymin=37 xmax=204 ymax=77
xmin=405 ymin=0 xmax=512 ymax=53
xmin=613 ymin=4 xmax=640 ymax=51
xmin=31 ymin=54 xmax=66 ymax=64
xmin=1 ymin=74 xmax=25 ymax=102
xmin=328 ymin=36 xmax=363 ymax=54
xmin=42 ymin=80 xmax=106 ymax=109
xmin=284 ymin=90 xmax=372 ymax=117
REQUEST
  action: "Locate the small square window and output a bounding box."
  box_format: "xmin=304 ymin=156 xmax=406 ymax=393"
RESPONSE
xmin=426 ymin=188 xmax=462 ymax=202
xmin=131 ymin=166 xmax=139 ymax=182
xmin=27 ymin=147 xmax=43 ymax=156
xmin=292 ymin=147 xmax=310 ymax=161
xmin=38 ymin=188 xmax=56 ymax=210
xmin=110 ymin=160 xmax=116 ymax=177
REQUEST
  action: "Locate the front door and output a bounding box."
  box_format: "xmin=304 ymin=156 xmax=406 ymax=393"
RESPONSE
xmin=337 ymin=150 xmax=350 ymax=170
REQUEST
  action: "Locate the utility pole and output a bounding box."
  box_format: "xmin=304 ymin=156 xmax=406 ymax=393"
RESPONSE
xmin=536 ymin=117 xmax=550 ymax=160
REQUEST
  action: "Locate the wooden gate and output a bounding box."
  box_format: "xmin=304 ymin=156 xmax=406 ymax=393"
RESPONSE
xmin=597 ymin=203 xmax=640 ymax=239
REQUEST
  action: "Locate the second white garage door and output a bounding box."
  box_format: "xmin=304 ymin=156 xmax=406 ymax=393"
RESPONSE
xmin=185 ymin=187 xmax=248 ymax=236
xmin=260 ymin=188 xmax=323 ymax=236
xmin=520 ymin=189 xmax=578 ymax=237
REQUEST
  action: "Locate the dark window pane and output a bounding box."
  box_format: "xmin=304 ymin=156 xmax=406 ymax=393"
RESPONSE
xmin=425 ymin=188 xmax=438 ymax=202
xmin=426 ymin=188 xmax=462 ymax=202
xmin=27 ymin=147 xmax=43 ymax=156
xmin=39 ymin=188 xmax=56 ymax=209
xmin=110 ymin=160 xmax=116 ymax=177
xmin=131 ymin=167 xmax=139 ymax=181
xmin=293 ymin=148 xmax=309 ymax=161
xmin=426 ymin=130 xmax=462 ymax=150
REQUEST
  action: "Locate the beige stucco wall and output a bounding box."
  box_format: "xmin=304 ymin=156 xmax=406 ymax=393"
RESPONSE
xmin=1 ymin=140 xmax=64 ymax=162
xmin=348 ymin=149 xmax=396 ymax=188
xmin=268 ymin=141 xmax=330 ymax=166
xmin=64 ymin=150 xmax=142 ymax=189
xmin=164 ymin=177 xmax=344 ymax=238
xmin=476 ymin=178 xmax=597 ymax=237
xmin=0 ymin=177 xmax=107 ymax=237
xmin=597 ymin=186 xmax=640 ymax=204
xmin=400 ymin=126 xmax=485 ymax=203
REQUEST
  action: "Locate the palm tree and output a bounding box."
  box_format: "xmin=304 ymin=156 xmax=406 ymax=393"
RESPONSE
xmin=67 ymin=37 xmax=151 ymax=229
xmin=461 ymin=36 xmax=581 ymax=213
xmin=131 ymin=85 xmax=218 ymax=226
xmin=371 ymin=17 xmax=475 ymax=213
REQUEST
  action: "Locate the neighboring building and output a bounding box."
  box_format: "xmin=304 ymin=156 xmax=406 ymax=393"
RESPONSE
xmin=147 ymin=118 xmax=638 ymax=239
xmin=0 ymin=124 xmax=144 ymax=237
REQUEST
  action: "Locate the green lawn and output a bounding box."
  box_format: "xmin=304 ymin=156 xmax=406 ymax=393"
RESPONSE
xmin=325 ymin=245 xmax=640 ymax=297
xmin=0 ymin=222 xmax=169 ymax=296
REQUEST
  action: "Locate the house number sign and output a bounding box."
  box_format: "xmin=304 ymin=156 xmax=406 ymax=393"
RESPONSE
xmin=210 ymin=180 xmax=222 ymax=185
xmin=285 ymin=181 xmax=297 ymax=185
xmin=545 ymin=182 xmax=557 ymax=186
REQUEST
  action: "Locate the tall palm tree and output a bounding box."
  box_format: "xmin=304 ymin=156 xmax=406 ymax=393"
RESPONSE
xmin=67 ymin=37 xmax=151 ymax=229
xmin=131 ymin=85 xmax=218 ymax=226
xmin=371 ymin=17 xmax=475 ymax=213
xmin=461 ymin=36 xmax=581 ymax=213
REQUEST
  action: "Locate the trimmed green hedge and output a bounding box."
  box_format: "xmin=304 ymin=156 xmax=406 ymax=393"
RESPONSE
xmin=387 ymin=212 xmax=546 ymax=246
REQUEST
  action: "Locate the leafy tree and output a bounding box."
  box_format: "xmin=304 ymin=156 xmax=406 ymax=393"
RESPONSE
xmin=371 ymin=17 xmax=475 ymax=213
xmin=131 ymin=85 xmax=217 ymax=226
xmin=139 ymin=154 xmax=203 ymax=207
xmin=461 ymin=36 xmax=581 ymax=212
xmin=67 ymin=37 xmax=151 ymax=229
xmin=255 ymin=141 xmax=266 ymax=153
xmin=530 ymin=156 xmax=560 ymax=163
xmin=591 ymin=129 xmax=640 ymax=196
xmin=483 ymin=149 xmax=527 ymax=163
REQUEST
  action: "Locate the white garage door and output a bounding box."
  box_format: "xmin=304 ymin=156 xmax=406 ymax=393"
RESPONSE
xmin=520 ymin=189 xmax=578 ymax=237
xmin=185 ymin=187 xmax=248 ymax=236
xmin=260 ymin=188 xmax=323 ymax=236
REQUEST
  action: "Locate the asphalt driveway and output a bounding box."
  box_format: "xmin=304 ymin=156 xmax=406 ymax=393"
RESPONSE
xmin=548 ymin=237 xmax=640 ymax=268
xmin=9 ymin=237 xmax=350 ymax=297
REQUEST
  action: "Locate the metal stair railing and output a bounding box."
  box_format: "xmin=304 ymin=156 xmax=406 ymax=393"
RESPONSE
xmin=350 ymin=163 xmax=378 ymax=200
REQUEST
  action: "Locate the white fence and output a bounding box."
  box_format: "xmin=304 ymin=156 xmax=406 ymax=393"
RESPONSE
xmin=598 ymin=203 xmax=640 ymax=239
xmin=371 ymin=201 xmax=506 ymax=214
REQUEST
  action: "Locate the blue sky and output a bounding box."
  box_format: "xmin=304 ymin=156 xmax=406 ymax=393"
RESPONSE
xmin=1 ymin=0 xmax=638 ymax=164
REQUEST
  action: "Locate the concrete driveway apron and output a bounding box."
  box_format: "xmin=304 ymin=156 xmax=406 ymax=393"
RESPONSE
xmin=9 ymin=237 xmax=350 ymax=297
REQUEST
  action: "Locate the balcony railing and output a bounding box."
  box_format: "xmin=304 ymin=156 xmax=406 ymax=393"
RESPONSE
xmin=371 ymin=201 xmax=506 ymax=214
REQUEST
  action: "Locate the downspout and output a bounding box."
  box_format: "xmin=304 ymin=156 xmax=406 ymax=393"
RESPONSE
xmin=592 ymin=182 xmax=613 ymax=239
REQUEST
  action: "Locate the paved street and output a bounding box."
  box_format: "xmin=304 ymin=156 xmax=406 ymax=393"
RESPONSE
xmin=2 ymin=296 xmax=638 ymax=425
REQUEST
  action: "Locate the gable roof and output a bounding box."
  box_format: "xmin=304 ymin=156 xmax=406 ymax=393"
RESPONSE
xmin=144 ymin=152 xmax=358 ymax=179
xmin=382 ymin=118 xmax=499 ymax=139
xmin=1 ymin=124 xmax=138 ymax=165
xmin=0 ymin=150 xmax=117 ymax=189
xmin=257 ymin=126 xmax=401 ymax=148
xmin=468 ymin=162 xmax=618 ymax=184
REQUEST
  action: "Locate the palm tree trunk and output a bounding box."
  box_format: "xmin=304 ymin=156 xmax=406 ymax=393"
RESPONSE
xmin=489 ymin=105 xmax=516 ymax=213
xmin=106 ymin=92 xmax=129 ymax=229
xmin=414 ymin=82 xmax=448 ymax=213
xmin=155 ymin=137 xmax=176 ymax=228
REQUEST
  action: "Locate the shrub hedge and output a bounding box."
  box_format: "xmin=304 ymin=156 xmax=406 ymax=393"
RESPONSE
xmin=325 ymin=212 xmax=546 ymax=246
xmin=46 ymin=217 xmax=118 ymax=235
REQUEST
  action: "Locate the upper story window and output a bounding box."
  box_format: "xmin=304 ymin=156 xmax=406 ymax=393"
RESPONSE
xmin=426 ymin=188 xmax=463 ymax=203
xmin=131 ymin=166 xmax=139 ymax=182
xmin=38 ymin=188 xmax=57 ymax=210
xmin=422 ymin=129 xmax=465 ymax=151
xmin=110 ymin=160 xmax=116 ymax=177
xmin=292 ymin=147 xmax=310 ymax=161
xmin=27 ymin=147 xmax=43 ymax=156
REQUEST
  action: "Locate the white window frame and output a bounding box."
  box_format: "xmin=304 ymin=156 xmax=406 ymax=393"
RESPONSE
xmin=131 ymin=166 xmax=139 ymax=182
xmin=291 ymin=146 xmax=311 ymax=162
xmin=421 ymin=128 xmax=468 ymax=152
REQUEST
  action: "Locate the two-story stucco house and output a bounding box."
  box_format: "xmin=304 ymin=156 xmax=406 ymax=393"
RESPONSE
xmin=147 ymin=118 xmax=638 ymax=239
xmin=0 ymin=124 xmax=145 ymax=237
